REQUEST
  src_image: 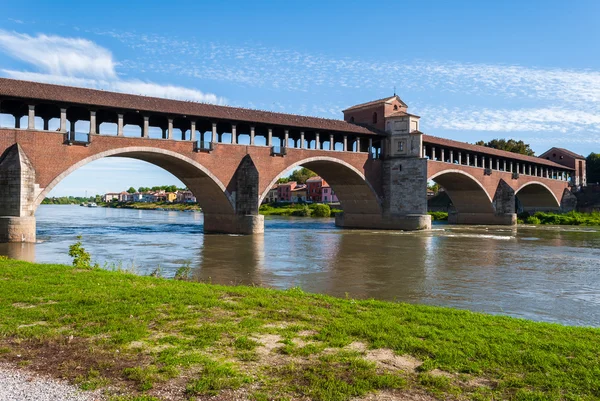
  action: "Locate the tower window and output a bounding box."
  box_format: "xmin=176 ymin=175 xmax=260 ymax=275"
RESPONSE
xmin=350 ymin=116 xmax=354 ymax=123
xmin=393 ymin=105 xmax=398 ymax=110
xmin=372 ymin=112 xmax=378 ymax=124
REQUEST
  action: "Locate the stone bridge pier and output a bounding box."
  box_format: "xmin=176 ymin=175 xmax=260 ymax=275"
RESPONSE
xmin=0 ymin=144 xmax=37 ymax=242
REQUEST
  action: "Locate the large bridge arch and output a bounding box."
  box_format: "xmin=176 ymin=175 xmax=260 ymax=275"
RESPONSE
xmin=515 ymin=181 xmax=560 ymax=212
xmin=260 ymin=156 xmax=382 ymax=215
xmin=428 ymin=169 xmax=494 ymax=214
xmin=35 ymin=147 xmax=236 ymax=215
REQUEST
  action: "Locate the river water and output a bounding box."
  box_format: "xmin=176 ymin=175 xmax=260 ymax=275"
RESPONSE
xmin=1 ymin=205 xmax=600 ymax=327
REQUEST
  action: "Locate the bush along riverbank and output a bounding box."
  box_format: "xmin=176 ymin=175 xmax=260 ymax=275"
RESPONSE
xmin=101 ymin=201 xmax=202 ymax=212
xmin=518 ymin=211 xmax=600 ymax=226
xmin=259 ymin=203 xmax=342 ymax=217
xmin=1 ymin=253 xmax=600 ymax=400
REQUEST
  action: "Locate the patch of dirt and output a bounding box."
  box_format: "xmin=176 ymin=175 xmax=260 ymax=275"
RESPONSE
xmin=346 ymin=341 xmax=368 ymax=352
xmin=353 ymin=388 xmax=438 ymax=401
xmin=255 ymin=334 xmax=283 ymax=356
xmin=17 ymin=321 xmax=48 ymax=329
xmin=296 ymin=330 xmax=317 ymax=337
xmin=364 ymin=349 xmax=422 ymax=372
xmin=262 ymin=322 xmax=292 ymax=329
xmin=12 ymin=303 xmax=36 ymax=309
xmin=428 ymin=368 xmax=454 ymax=379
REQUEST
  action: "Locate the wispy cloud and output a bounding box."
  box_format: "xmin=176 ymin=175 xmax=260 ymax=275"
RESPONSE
xmin=93 ymin=29 xmax=600 ymax=144
xmin=0 ymin=30 xmax=225 ymax=104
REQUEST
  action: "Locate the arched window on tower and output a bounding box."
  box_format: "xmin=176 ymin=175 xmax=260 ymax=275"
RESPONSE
xmin=350 ymin=116 xmax=355 ymax=123
xmin=372 ymin=112 xmax=378 ymax=124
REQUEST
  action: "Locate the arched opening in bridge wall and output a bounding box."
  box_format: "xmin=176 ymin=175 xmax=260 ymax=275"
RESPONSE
xmin=259 ymin=157 xmax=382 ymax=216
xmin=515 ymin=182 xmax=560 ymax=213
xmin=36 ymin=147 xmax=236 ymax=218
xmin=428 ymin=170 xmax=494 ymax=214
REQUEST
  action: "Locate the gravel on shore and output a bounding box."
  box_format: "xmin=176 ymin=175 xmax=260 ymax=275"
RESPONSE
xmin=0 ymin=364 xmax=104 ymax=401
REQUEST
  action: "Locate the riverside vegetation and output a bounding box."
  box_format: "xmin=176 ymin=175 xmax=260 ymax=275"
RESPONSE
xmin=0 ymin=244 xmax=600 ymax=400
xmin=427 ymin=211 xmax=600 ymax=226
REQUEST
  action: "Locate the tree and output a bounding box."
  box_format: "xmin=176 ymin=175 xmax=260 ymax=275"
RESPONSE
xmin=587 ymin=153 xmax=600 ymax=184
xmin=427 ymin=182 xmax=440 ymax=194
xmin=288 ymin=167 xmax=317 ymax=184
xmin=127 ymin=187 xmax=136 ymax=194
xmin=138 ymin=187 xmax=150 ymax=193
xmin=475 ymin=139 xmax=535 ymax=156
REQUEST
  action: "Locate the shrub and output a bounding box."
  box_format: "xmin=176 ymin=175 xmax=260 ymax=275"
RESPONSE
xmin=428 ymin=211 xmax=448 ymax=221
xmin=68 ymin=236 xmax=97 ymax=270
xmin=291 ymin=206 xmax=311 ymax=217
xmin=525 ymin=216 xmax=541 ymax=225
xmin=312 ymin=204 xmax=331 ymax=218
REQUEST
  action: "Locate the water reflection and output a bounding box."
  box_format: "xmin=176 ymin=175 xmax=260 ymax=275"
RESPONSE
xmin=1 ymin=205 xmax=599 ymax=327
xmin=0 ymin=242 xmax=36 ymax=262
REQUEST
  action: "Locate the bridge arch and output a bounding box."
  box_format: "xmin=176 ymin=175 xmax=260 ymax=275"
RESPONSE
xmin=428 ymin=169 xmax=494 ymax=214
xmin=35 ymin=147 xmax=235 ymax=215
xmin=260 ymin=156 xmax=382 ymax=215
xmin=515 ymin=181 xmax=560 ymax=212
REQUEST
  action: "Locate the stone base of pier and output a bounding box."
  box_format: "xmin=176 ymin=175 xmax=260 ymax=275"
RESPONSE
xmin=203 ymin=214 xmax=265 ymax=235
xmin=0 ymin=216 xmax=36 ymax=243
xmin=335 ymin=213 xmax=432 ymax=231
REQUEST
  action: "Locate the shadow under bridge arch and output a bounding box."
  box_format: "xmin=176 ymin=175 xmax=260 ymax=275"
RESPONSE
xmin=260 ymin=156 xmax=382 ymax=215
xmin=428 ymin=169 xmax=494 ymax=214
xmin=515 ymin=182 xmax=560 ymax=212
xmin=35 ymin=147 xmax=236 ymax=216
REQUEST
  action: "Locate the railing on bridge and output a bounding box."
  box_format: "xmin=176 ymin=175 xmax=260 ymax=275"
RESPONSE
xmin=64 ymin=131 xmax=91 ymax=146
xmin=270 ymin=146 xmax=287 ymax=157
xmin=194 ymin=140 xmax=213 ymax=153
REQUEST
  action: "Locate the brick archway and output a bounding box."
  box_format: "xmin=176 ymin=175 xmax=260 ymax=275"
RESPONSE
xmin=259 ymin=156 xmax=382 ymax=215
xmin=428 ymin=169 xmax=494 ymax=214
xmin=515 ymin=181 xmax=560 ymax=212
xmin=35 ymin=147 xmax=236 ymax=215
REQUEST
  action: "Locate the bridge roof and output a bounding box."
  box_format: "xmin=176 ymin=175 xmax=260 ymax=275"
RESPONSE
xmin=0 ymin=78 xmax=380 ymax=136
xmin=422 ymin=134 xmax=573 ymax=170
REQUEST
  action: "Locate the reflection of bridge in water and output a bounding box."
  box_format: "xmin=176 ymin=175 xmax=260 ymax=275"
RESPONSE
xmin=0 ymin=78 xmax=580 ymax=242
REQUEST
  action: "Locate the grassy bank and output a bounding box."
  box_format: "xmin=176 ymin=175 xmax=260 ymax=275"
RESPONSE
xmin=428 ymin=211 xmax=448 ymax=221
xmin=102 ymin=202 xmax=201 ymax=212
xmin=1 ymin=259 xmax=599 ymax=400
xmin=518 ymin=211 xmax=600 ymax=226
xmin=259 ymin=203 xmax=342 ymax=217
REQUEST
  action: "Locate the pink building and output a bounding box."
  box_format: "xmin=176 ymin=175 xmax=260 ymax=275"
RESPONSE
xmin=321 ymin=184 xmax=338 ymax=203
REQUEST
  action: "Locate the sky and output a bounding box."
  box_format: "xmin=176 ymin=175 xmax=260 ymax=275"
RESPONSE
xmin=0 ymin=0 xmax=599 ymax=196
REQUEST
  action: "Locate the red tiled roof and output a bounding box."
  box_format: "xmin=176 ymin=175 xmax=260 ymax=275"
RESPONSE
xmin=0 ymin=78 xmax=379 ymax=136
xmin=422 ymin=134 xmax=573 ymax=170
xmin=386 ymin=110 xmax=421 ymax=118
xmin=342 ymin=95 xmax=407 ymax=112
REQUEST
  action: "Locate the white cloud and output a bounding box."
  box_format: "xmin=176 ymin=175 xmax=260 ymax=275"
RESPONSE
xmin=0 ymin=31 xmax=225 ymax=104
xmin=0 ymin=30 xmax=116 ymax=79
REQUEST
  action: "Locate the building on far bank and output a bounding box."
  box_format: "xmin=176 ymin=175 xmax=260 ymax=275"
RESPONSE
xmin=264 ymin=185 xmax=279 ymax=203
xmin=306 ymin=176 xmax=325 ymax=202
xmin=291 ymin=185 xmax=307 ymax=202
xmin=321 ymin=184 xmax=338 ymax=203
xmin=277 ymin=181 xmax=297 ymax=202
xmin=539 ymin=148 xmax=587 ymax=187
xmin=102 ymin=193 xmax=120 ymax=202
xmin=176 ymin=190 xmax=197 ymax=203
xmin=141 ymin=192 xmax=156 ymax=203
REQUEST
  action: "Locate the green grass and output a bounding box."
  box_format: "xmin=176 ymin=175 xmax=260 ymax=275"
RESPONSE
xmin=428 ymin=211 xmax=449 ymax=221
xmin=259 ymin=203 xmax=342 ymax=217
xmin=1 ymin=259 xmax=600 ymax=400
xmin=518 ymin=211 xmax=600 ymax=226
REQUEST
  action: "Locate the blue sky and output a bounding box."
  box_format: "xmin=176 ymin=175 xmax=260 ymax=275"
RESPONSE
xmin=0 ymin=0 xmax=599 ymax=196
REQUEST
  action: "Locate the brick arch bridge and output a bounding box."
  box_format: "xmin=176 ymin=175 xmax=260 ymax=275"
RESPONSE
xmin=0 ymin=78 xmax=578 ymax=242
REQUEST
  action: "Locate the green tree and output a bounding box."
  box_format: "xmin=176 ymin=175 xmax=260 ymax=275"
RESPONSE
xmin=475 ymin=139 xmax=535 ymax=156
xmin=288 ymin=167 xmax=317 ymax=184
xmin=587 ymin=153 xmax=600 ymax=184
xmin=138 ymin=187 xmax=149 ymax=193
xmin=427 ymin=181 xmax=440 ymax=194
xmin=127 ymin=187 xmax=136 ymax=194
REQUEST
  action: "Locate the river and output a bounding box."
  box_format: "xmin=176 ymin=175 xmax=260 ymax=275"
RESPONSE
xmin=1 ymin=205 xmax=600 ymax=327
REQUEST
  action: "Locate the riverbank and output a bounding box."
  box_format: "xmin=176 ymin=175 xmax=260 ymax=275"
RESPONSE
xmin=1 ymin=258 xmax=599 ymax=400
xmin=427 ymin=211 xmax=600 ymax=225
xmin=100 ymin=201 xmax=202 ymax=211
xmin=260 ymin=203 xmax=342 ymax=217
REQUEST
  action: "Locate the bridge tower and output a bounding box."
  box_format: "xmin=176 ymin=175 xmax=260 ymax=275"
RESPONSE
xmin=340 ymin=96 xmax=431 ymax=230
